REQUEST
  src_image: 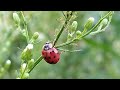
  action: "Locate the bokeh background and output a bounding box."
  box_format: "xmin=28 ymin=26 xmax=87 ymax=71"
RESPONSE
xmin=0 ymin=11 xmax=119 ymax=79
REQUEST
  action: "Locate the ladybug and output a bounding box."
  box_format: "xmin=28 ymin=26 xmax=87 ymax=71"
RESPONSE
xmin=42 ymin=42 xmax=60 ymax=64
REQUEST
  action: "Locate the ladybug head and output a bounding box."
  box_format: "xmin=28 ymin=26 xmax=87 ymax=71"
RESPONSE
xmin=43 ymin=42 xmax=52 ymax=50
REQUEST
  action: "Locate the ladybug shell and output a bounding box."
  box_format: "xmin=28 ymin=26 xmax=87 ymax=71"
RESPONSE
xmin=42 ymin=47 xmax=60 ymax=64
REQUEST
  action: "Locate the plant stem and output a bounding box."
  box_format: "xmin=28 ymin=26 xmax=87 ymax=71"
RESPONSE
xmin=28 ymin=55 xmax=43 ymax=73
xmin=56 ymin=11 xmax=113 ymax=48
xmin=52 ymin=11 xmax=74 ymax=47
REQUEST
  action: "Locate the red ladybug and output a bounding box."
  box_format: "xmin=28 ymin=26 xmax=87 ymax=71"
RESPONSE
xmin=42 ymin=42 xmax=60 ymax=64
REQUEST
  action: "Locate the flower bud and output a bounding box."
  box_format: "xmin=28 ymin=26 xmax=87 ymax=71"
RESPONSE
xmin=26 ymin=44 xmax=33 ymax=50
xmin=21 ymin=44 xmax=33 ymax=61
xmin=70 ymin=21 xmax=78 ymax=33
xmin=68 ymin=33 xmax=72 ymax=38
xmin=13 ymin=12 xmax=20 ymax=25
xmin=67 ymin=33 xmax=73 ymax=41
xmin=28 ymin=59 xmax=34 ymax=70
xmin=0 ymin=67 xmax=4 ymax=73
xmin=4 ymin=60 xmax=11 ymax=70
xmin=84 ymin=17 xmax=94 ymax=29
xmin=76 ymin=30 xmax=82 ymax=39
xmin=16 ymin=77 xmax=20 ymax=79
xmin=32 ymin=32 xmax=39 ymax=40
xmin=20 ymin=63 xmax=27 ymax=73
xmin=30 ymin=32 xmax=40 ymax=44
xmin=101 ymin=18 xmax=108 ymax=29
xmin=22 ymin=72 xmax=29 ymax=79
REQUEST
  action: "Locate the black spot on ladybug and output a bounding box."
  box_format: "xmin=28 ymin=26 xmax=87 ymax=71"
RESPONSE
xmin=48 ymin=57 xmax=51 ymax=59
xmin=58 ymin=58 xmax=59 ymax=60
xmin=54 ymin=56 xmax=56 ymax=58
xmin=44 ymin=57 xmax=46 ymax=59
xmin=50 ymin=52 xmax=51 ymax=54
xmin=52 ymin=50 xmax=54 ymax=52
xmin=49 ymin=61 xmax=54 ymax=64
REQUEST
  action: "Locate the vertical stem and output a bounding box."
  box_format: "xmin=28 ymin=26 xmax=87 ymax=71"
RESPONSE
xmin=52 ymin=11 xmax=74 ymax=47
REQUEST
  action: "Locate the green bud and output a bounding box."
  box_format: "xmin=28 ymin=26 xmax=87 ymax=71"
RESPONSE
xmin=21 ymin=44 xmax=33 ymax=61
xmin=101 ymin=18 xmax=108 ymax=29
xmin=30 ymin=32 xmax=39 ymax=44
xmin=68 ymin=33 xmax=72 ymax=38
xmin=20 ymin=63 xmax=27 ymax=73
xmin=4 ymin=60 xmax=11 ymax=70
xmin=33 ymin=32 xmax=39 ymax=40
xmin=16 ymin=77 xmax=20 ymax=79
xmin=70 ymin=21 xmax=78 ymax=33
xmin=76 ymin=30 xmax=82 ymax=39
xmin=67 ymin=33 xmax=73 ymax=41
xmin=28 ymin=59 xmax=34 ymax=70
xmin=13 ymin=12 xmax=20 ymax=25
xmin=84 ymin=17 xmax=94 ymax=29
xmin=0 ymin=67 xmax=4 ymax=73
xmin=22 ymin=72 xmax=29 ymax=79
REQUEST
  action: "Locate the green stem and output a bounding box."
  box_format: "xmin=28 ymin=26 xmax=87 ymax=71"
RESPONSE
xmin=56 ymin=39 xmax=74 ymax=48
xmin=28 ymin=55 xmax=43 ymax=73
xmin=81 ymin=28 xmax=87 ymax=35
xmin=56 ymin=11 xmax=113 ymax=48
xmin=53 ymin=11 xmax=74 ymax=47
xmin=89 ymin=24 xmax=103 ymax=35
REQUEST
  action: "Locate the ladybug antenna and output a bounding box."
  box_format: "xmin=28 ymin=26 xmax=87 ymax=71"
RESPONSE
xmin=57 ymin=48 xmax=83 ymax=53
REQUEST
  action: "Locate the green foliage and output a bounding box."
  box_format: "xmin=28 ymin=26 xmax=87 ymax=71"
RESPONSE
xmin=0 ymin=11 xmax=119 ymax=79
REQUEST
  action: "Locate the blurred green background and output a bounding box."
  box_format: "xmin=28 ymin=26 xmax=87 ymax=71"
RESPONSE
xmin=0 ymin=11 xmax=119 ymax=79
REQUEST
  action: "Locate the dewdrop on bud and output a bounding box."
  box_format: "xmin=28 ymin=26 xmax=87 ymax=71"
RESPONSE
xmin=84 ymin=17 xmax=94 ymax=29
xmin=13 ymin=12 xmax=20 ymax=25
xmin=22 ymin=72 xmax=29 ymax=79
xmin=76 ymin=30 xmax=82 ymax=38
xmin=28 ymin=59 xmax=34 ymax=70
xmin=33 ymin=32 xmax=39 ymax=40
xmin=4 ymin=60 xmax=11 ymax=70
xmin=71 ymin=21 xmax=78 ymax=33
xmin=101 ymin=18 xmax=108 ymax=29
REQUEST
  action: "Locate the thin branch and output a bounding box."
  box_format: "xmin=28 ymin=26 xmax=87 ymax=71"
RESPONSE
xmin=55 ymin=11 xmax=113 ymax=48
xmin=28 ymin=55 xmax=43 ymax=73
